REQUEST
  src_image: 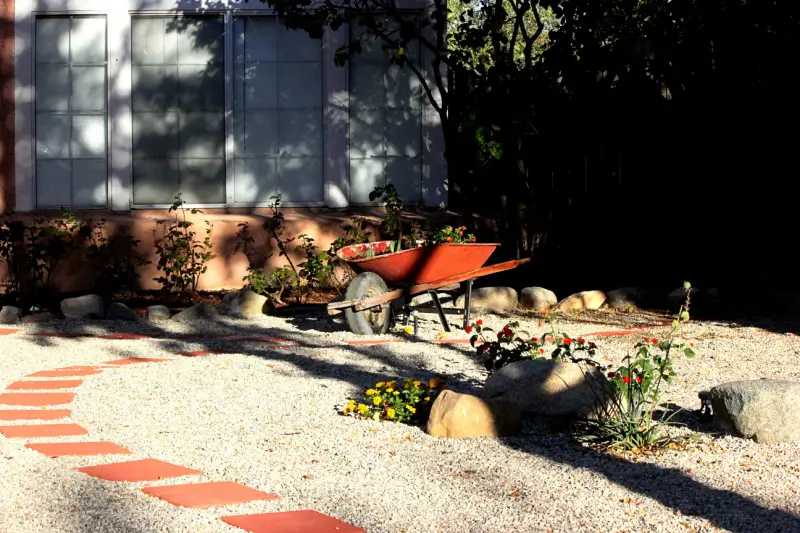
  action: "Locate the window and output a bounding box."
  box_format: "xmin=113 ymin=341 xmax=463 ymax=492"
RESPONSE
xmin=35 ymin=16 xmax=107 ymax=207
xmin=131 ymin=16 xmax=225 ymax=204
xmin=233 ymin=17 xmax=324 ymax=203
xmin=348 ymin=22 xmax=423 ymax=203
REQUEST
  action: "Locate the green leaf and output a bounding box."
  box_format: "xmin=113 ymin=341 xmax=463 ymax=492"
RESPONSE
xmin=683 ymin=347 xmax=695 ymax=358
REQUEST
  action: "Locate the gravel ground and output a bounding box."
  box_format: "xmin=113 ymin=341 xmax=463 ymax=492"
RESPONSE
xmin=1 ymin=309 xmax=800 ymax=533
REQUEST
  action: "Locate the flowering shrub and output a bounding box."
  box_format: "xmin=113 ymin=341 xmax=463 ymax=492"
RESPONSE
xmin=466 ymin=317 xmax=599 ymax=372
xmin=427 ymin=225 xmax=477 ymax=244
xmin=343 ymin=377 xmax=444 ymax=424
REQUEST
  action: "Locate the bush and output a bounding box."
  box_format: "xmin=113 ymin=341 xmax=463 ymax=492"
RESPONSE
xmin=343 ymin=377 xmax=445 ymax=424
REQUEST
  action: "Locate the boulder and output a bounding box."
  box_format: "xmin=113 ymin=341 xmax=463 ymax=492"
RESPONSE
xmin=0 ymin=305 xmax=21 ymax=325
xmin=519 ymin=287 xmax=557 ymax=312
xmin=606 ymin=287 xmax=646 ymax=310
xmin=171 ymin=302 xmax=219 ymax=323
xmin=554 ymin=290 xmax=607 ymax=311
xmin=427 ymin=390 xmax=521 ymax=438
xmin=483 ymin=360 xmax=609 ymax=419
xmin=105 ymin=302 xmax=139 ymax=322
xmin=411 ymin=292 xmax=454 ymax=308
xmin=455 ymin=287 xmax=518 ymax=313
xmin=21 ymin=312 xmax=58 ymax=324
xmin=145 ymin=305 xmax=171 ymax=322
xmin=61 ymin=294 xmax=105 ymax=319
xmin=238 ymin=289 xmax=274 ymax=316
xmin=709 ymin=380 xmax=800 ymax=444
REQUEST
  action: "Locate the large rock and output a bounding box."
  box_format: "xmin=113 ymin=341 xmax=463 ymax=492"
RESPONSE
xmin=519 ymin=287 xmax=557 ymax=312
xmin=411 ymin=292 xmax=454 ymax=308
xmin=105 ymin=302 xmax=139 ymax=321
xmin=606 ymin=287 xmax=646 ymax=310
xmin=145 ymin=305 xmax=171 ymax=322
xmin=709 ymin=380 xmax=800 ymax=444
xmin=455 ymin=287 xmax=518 ymax=313
xmin=483 ymin=360 xmax=608 ymax=419
xmin=171 ymin=302 xmax=219 ymax=323
xmin=237 ymin=289 xmax=274 ymax=316
xmin=427 ymin=390 xmax=521 ymax=438
xmin=61 ymin=294 xmax=105 ymax=319
xmin=554 ymin=290 xmax=607 ymax=311
xmin=0 ymin=305 xmax=21 ymax=325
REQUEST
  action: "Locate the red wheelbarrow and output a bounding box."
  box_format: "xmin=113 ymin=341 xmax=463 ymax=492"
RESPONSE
xmin=327 ymin=241 xmax=529 ymax=335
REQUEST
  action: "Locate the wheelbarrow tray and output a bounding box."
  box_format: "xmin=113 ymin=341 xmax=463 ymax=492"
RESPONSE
xmin=336 ymin=241 xmax=499 ymax=285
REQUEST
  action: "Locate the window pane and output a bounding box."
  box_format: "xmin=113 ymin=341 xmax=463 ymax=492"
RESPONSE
xmin=132 ymin=159 xmax=180 ymax=204
xmin=178 ymin=64 xmax=224 ymax=111
xmin=36 ymin=65 xmax=70 ymax=111
xmin=280 ymin=110 xmax=322 ymax=156
xmin=71 ymin=66 xmax=106 ymax=111
xmin=132 ymin=18 xmax=166 ymax=65
xmin=279 ymin=27 xmax=319 ymax=62
xmin=178 ymin=112 xmax=225 ymax=159
xmin=237 ymin=62 xmax=277 ymax=109
xmin=241 ymin=110 xmax=279 ymax=157
xmin=280 ymin=157 xmax=323 ymax=202
xmin=350 ymin=158 xmax=385 ymax=203
xmin=386 ymin=157 xmax=421 ymax=202
xmin=237 ymin=17 xmax=278 ymax=62
xmin=349 ymin=62 xmax=385 ymax=110
xmin=234 ymin=158 xmax=278 ymax=203
xmin=36 ymin=114 xmax=70 ymax=159
xmin=349 ymin=110 xmax=385 ymax=158
xmin=71 ymin=115 xmax=106 ymax=158
xmin=35 ymin=18 xmax=70 ymax=63
xmin=385 ymin=109 xmax=420 ymax=157
xmin=278 ymin=63 xmax=321 ymax=108
xmin=71 ymin=17 xmax=106 ymax=64
xmin=37 ymin=160 xmax=72 ymax=206
xmin=386 ymin=64 xmax=422 ymax=109
xmin=180 ymin=158 xmax=226 ymax=203
xmin=176 ymin=17 xmax=224 ymax=64
xmin=72 ymin=159 xmax=107 ymax=206
xmin=132 ymin=112 xmax=179 ymax=158
xmin=131 ymin=66 xmax=179 ymax=111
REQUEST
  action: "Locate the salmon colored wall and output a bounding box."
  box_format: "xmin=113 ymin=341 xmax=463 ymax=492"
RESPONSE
xmin=0 ymin=0 xmax=14 ymax=214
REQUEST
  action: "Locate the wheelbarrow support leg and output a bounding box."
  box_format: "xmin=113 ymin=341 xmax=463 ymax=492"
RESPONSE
xmin=463 ymin=278 xmax=475 ymax=329
xmin=429 ymin=290 xmax=450 ymax=333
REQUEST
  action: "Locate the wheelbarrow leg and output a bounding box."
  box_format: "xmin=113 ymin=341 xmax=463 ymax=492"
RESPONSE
xmin=463 ymin=278 xmax=476 ymax=329
xmin=429 ymin=290 xmax=451 ymax=333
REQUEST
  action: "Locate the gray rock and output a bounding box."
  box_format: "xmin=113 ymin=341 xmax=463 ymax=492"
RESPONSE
xmin=171 ymin=302 xmax=219 ymax=323
xmin=145 ymin=305 xmax=171 ymax=322
xmin=606 ymin=287 xmax=646 ymax=310
xmin=0 ymin=305 xmax=21 ymax=325
xmin=519 ymin=287 xmax=557 ymax=312
xmin=709 ymin=380 xmax=800 ymax=444
xmin=554 ymin=290 xmax=607 ymax=311
xmin=61 ymin=294 xmax=105 ymax=319
xmin=411 ymin=292 xmax=454 ymax=308
xmin=238 ymin=289 xmax=274 ymax=316
xmin=105 ymin=302 xmax=139 ymax=322
xmin=483 ymin=360 xmax=609 ymax=419
xmin=21 ymin=312 xmax=58 ymax=324
xmin=455 ymin=287 xmax=518 ymax=313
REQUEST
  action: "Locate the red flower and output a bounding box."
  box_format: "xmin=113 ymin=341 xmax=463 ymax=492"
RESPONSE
xmin=563 ymin=338 xmax=572 ymax=346
xmin=643 ymin=337 xmax=650 ymax=343
xmin=480 ymin=344 xmax=489 ymax=353
xmin=622 ymin=376 xmax=631 ymax=384
xmin=577 ymin=337 xmax=585 ymax=343
xmin=588 ymin=342 xmax=597 ymax=350
xmin=607 ymin=372 xmax=615 ymax=378
xmin=497 ymin=332 xmax=503 ymax=339
xmin=502 ymin=326 xmax=513 ymax=337
xmin=636 ymin=375 xmax=643 ymax=383
xmin=532 ymin=337 xmax=539 ymax=343
xmin=545 ymin=336 xmax=553 ymax=343
xmin=471 ymin=236 xmax=477 ymax=242
xmin=651 ymin=339 xmax=659 ymax=345
xmin=464 ymin=325 xmax=473 ymax=334
xmin=446 ymin=236 xmax=453 ymax=243
xmin=476 ymin=319 xmax=483 ymax=326
xmin=539 ymin=348 xmax=545 ymax=354
xmin=537 ymin=321 xmax=543 ymax=327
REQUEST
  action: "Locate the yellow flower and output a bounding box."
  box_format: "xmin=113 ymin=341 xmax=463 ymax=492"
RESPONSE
xmin=403 ymin=325 xmax=414 ymax=334
xmin=403 ymin=383 xmax=410 ymax=390
xmin=413 ymin=380 xmax=422 ymax=389
xmin=358 ymin=404 xmax=370 ymax=415
xmin=393 ymin=391 xmax=400 ymax=396
xmin=386 ymin=381 xmax=398 ymax=389
xmin=365 ymin=389 xmax=377 ymax=396
xmin=387 ymin=408 xmax=396 ymax=419
xmin=372 ymin=395 xmax=382 ymax=405
xmin=375 ymin=382 xmax=385 ymax=388
xmin=347 ymin=399 xmax=356 ymax=407
xmin=386 ymin=388 xmax=394 ymax=393
xmin=429 ymin=378 xmax=441 ymax=389
xmin=342 ymin=407 xmax=351 ymax=415
xmin=424 ymin=397 xmax=430 ymax=402
xmin=406 ymin=405 xmax=416 ymax=414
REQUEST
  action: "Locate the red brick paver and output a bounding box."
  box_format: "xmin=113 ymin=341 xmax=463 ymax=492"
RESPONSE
xmin=0 ymin=409 xmax=71 ymax=421
xmin=6 ymin=380 xmax=83 ymax=391
xmin=0 ymin=392 xmax=75 ymax=406
xmin=221 ymin=510 xmax=365 ymax=533
xmin=0 ymin=328 xmax=20 ymax=335
xmin=78 ymin=458 xmax=202 ymax=482
xmin=0 ymin=423 xmax=88 ymax=438
xmin=26 ymin=441 xmax=133 ymax=457
xmin=142 ymin=481 xmax=279 ymax=508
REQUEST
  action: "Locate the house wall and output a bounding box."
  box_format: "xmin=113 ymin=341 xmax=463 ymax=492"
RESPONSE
xmin=0 ymin=0 xmax=13 ymax=213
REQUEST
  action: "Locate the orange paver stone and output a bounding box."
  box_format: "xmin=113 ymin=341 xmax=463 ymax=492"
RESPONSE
xmin=142 ymin=481 xmax=279 ymax=508
xmin=0 ymin=423 xmax=88 ymax=438
xmin=103 ymin=358 xmax=168 ymax=365
xmin=7 ymin=380 xmax=83 ymax=391
xmin=221 ymin=510 xmax=365 ymax=533
xmin=432 ymin=338 xmax=472 ymax=344
xmin=0 ymin=392 xmax=75 ymax=406
xmin=0 ymin=328 xmax=20 ymax=335
xmin=234 ymin=336 xmax=287 ymax=343
xmin=28 ymin=368 xmax=102 ymax=378
xmin=584 ymin=330 xmax=640 ymax=337
xmin=0 ymin=409 xmax=71 ymax=421
xmin=26 ymin=441 xmax=133 ymax=457
xmin=77 ymin=458 xmax=202 ymax=482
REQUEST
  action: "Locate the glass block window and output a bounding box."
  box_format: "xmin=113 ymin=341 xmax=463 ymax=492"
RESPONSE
xmin=348 ymin=23 xmax=423 ymax=203
xmin=35 ymin=16 xmax=108 ymax=207
xmin=131 ymin=16 xmax=225 ymax=204
xmin=232 ymin=17 xmax=324 ymax=204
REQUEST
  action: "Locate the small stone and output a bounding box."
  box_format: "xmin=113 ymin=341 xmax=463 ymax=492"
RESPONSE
xmin=606 ymin=287 xmax=646 ymax=310
xmin=709 ymin=380 xmax=800 ymax=444
xmin=455 ymin=287 xmax=518 ymax=313
xmin=427 ymin=390 xmax=521 ymax=438
xmin=61 ymin=294 xmax=105 ymax=319
xmin=237 ymin=289 xmax=274 ymax=316
xmin=0 ymin=306 xmax=21 ymax=325
xmin=554 ymin=290 xmax=607 ymax=311
xmin=483 ymin=360 xmax=609 ymax=419
xmin=519 ymin=287 xmax=557 ymax=312
xmin=171 ymin=302 xmax=219 ymax=323
xmin=21 ymin=312 xmax=58 ymax=324
xmin=145 ymin=305 xmax=171 ymax=322
xmin=105 ymin=302 xmax=139 ymax=322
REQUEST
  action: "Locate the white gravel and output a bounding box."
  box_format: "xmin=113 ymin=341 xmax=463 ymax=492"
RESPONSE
xmin=1 ymin=309 xmax=800 ymax=533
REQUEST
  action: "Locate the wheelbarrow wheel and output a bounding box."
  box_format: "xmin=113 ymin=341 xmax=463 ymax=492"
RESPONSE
xmin=345 ymin=272 xmax=391 ymax=335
